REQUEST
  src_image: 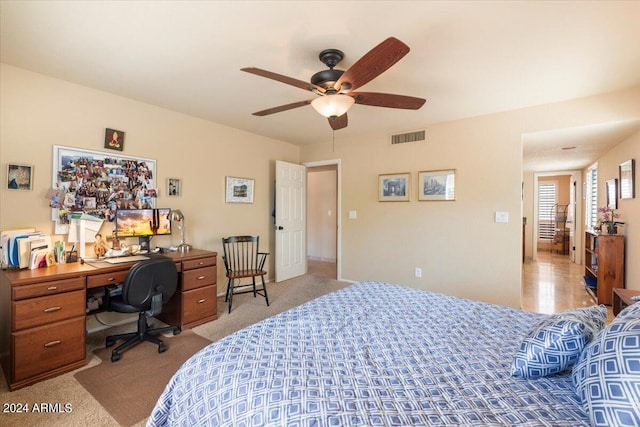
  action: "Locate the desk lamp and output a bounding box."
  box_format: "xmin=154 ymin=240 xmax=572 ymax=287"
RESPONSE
xmin=170 ymin=209 xmax=191 ymax=252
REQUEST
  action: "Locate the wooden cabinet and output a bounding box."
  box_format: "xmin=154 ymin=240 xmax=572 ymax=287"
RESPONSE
xmin=1 ymin=274 xmax=87 ymax=391
xmin=0 ymin=249 xmax=217 ymax=391
xmin=584 ymin=231 xmax=625 ymax=305
xmin=158 ymin=253 xmax=217 ymax=329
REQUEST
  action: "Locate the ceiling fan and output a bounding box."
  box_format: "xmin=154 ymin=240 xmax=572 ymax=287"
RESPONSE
xmin=241 ymin=37 xmax=426 ymax=130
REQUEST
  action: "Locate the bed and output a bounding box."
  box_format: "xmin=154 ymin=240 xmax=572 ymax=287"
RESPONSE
xmin=147 ymin=281 xmax=637 ymax=426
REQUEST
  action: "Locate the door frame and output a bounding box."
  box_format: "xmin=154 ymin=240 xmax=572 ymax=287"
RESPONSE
xmin=532 ymin=170 xmax=582 ymax=263
xmin=303 ymin=159 xmax=342 ymax=281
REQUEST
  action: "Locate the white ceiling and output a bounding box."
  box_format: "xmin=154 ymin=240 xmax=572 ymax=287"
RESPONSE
xmin=2 ymin=1 xmax=640 ymax=171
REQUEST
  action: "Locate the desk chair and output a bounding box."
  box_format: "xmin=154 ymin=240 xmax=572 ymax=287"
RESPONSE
xmin=105 ymin=257 xmax=180 ymax=362
xmin=222 ymin=235 xmax=269 ymax=313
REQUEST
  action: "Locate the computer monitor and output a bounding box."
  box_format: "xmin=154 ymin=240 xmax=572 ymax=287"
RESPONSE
xmin=115 ymin=208 xmax=172 ymax=250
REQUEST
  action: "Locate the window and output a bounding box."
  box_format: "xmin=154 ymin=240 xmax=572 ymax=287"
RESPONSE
xmin=585 ymin=164 xmax=598 ymax=230
xmin=538 ymin=182 xmax=557 ymax=240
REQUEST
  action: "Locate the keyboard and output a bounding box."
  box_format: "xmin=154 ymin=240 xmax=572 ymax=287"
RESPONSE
xmin=103 ymin=255 xmax=149 ymax=264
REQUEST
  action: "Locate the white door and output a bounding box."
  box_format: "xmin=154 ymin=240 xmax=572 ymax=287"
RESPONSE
xmin=275 ymin=160 xmax=306 ymax=282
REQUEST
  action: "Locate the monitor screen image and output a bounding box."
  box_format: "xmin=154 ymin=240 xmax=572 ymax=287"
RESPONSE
xmin=115 ymin=208 xmax=172 ymax=237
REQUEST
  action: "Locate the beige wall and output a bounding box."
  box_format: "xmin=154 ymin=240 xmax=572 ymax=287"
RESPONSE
xmin=0 ymin=64 xmax=300 ymax=289
xmin=302 ymin=86 xmax=640 ymax=308
xmin=593 ymin=131 xmax=640 ymax=290
xmin=2 ymin=63 xmax=639 ymax=307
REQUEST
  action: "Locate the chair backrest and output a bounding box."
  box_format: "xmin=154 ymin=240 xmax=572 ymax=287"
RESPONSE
xmin=222 ymin=235 xmax=261 ymax=273
xmin=121 ymin=257 xmax=178 ymax=309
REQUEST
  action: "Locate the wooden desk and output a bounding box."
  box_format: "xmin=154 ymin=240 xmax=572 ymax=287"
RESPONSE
xmin=0 ymin=249 xmax=217 ymax=391
xmin=613 ymin=288 xmax=640 ymax=317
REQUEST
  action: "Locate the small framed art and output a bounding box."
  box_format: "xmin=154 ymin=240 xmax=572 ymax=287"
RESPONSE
xmin=104 ymin=128 xmax=125 ymax=151
xmin=7 ymin=163 xmax=33 ymax=191
xmin=606 ymin=178 xmax=618 ymax=209
xmin=378 ymin=173 xmax=410 ymax=202
xmin=226 ymin=176 xmax=254 ymax=203
xmin=619 ymin=159 xmax=635 ymax=200
xmin=418 ymin=169 xmax=456 ymax=201
xmin=167 ymin=178 xmax=181 ymax=197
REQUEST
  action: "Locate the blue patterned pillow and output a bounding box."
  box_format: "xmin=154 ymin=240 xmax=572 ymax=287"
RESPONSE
xmin=572 ymin=306 xmax=640 ymax=426
xmin=511 ymin=305 xmax=607 ymax=379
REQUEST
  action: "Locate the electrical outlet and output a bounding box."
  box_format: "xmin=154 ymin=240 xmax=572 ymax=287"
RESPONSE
xmin=415 ymin=267 xmax=422 ymax=278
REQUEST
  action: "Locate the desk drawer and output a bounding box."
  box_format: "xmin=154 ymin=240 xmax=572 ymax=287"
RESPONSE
xmin=13 ymin=316 xmax=85 ymax=382
xmin=183 ymin=256 xmax=216 ymax=270
xmin=87 ymin=270 xmax=129 ymax=288
xmin=13 ymin=290 xmax=86 ymax=331
xmin=182 ymin=285 xmax=217 ymax=325
xmin=12 ymin=276 xmax=85 ymax=300
xmin=182 ymin=266 xmax=216 ymax=291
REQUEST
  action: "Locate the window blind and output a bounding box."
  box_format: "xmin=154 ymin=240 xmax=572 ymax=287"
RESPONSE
xmin=538 ymin=182 xmax=556 ymax=240
xmin=585 ymin=165 xmax=598 ymax=230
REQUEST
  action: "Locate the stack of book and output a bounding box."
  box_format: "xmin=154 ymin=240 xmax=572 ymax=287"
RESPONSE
xmin=1 ymin=228 xmax=62 ymax=269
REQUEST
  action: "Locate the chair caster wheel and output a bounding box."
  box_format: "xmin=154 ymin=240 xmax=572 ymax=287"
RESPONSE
xmin=106 ymin=338 xmax=115 ymax=347
xmin=111 ymin=353 xmax=121 ymax=362
xmin=173 ymin=328 xmax=181 ymax=335
xmin=158 ymin=343 xmax=167 ymax=353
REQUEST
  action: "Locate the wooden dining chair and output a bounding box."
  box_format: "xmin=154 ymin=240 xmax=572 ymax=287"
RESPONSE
xmin=221 ymin=235 xmax=269 ymax=313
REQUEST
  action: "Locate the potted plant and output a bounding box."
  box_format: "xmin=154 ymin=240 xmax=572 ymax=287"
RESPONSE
xmin=597 ymin=207 xmax=624 ymax=234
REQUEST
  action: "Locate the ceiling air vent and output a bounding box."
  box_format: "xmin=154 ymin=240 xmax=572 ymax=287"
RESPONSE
xmin=390 ymin=129 xmax=425 ymax=145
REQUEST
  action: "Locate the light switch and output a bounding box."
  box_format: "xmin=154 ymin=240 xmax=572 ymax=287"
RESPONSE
xmin=495 ymin=211 xmax=509 ymax=223
xmin=349 ymin=210 xmax=357 ymax=219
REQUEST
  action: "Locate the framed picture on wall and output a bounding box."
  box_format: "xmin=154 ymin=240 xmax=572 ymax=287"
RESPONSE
xmin=6 ymin=163 xmax=33 ymax=191
xmin=104 ymin=128 xmax=125 ymax=151
xmin=418 ymin=169 xmax=456 ymax=201
xmin=167 ymin=178 xmax=181 ymax=197
xmin=378 ymin=172 xmax=410 ymax=202
xmin=225 ymin=176 xmax=254 ymax=203
xmin=619 ymin=159 xmax=635 ymax=199
xmin=606 ymin=178 xmax=618 ymax=209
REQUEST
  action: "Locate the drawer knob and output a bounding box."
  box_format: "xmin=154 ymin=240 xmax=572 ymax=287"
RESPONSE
xmin=197 ymin=299 xmax=206 ymax=304
xmin=198 ymin=261 xmax=204 ymax=265
xmin=44 ymin=340 xmax=61 ymax=348
xmin=44 ymin=306 xmax=62 ymax=313
xmin=197 ymin=275 xmax=205 ymax=280
xmin=108 ymin=277 xmax=116 ymax=282
xmin=47 ymin=286 xmax=58 ymax=290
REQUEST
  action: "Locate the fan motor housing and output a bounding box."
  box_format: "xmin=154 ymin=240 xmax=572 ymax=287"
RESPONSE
xmin=311 ymin=69 xmax=344 ymax=89
xmin=311 ymin=48 xmax=345 ymax=88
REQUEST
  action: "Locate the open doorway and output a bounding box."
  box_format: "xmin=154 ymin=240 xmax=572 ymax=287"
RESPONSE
xmin=305 ymin=161 xmax=339 ymax=280
xmin=532 ymin=170 xmax=582 ymax=264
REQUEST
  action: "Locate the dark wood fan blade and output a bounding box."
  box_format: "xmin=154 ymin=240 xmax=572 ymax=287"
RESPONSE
xmin=351 ymin=92 xmax=426 ymax=109
xmin=335 ymin=37 xmax=410 ymax=92
xmin=328 ymin=114 xmax=348 ymax=130
xmin=241 ymin=67 xmax=324 ymax=93
xmin=252 ymin=100 xmax=312 ymax=116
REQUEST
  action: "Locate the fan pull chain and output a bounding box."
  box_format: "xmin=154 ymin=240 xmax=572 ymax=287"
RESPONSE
xmin=332 ymin=130 xmax=335 ymax=152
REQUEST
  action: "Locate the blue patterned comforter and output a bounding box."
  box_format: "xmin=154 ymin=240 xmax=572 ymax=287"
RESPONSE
xmin=148 ymin=281 xmax=588 ymax=426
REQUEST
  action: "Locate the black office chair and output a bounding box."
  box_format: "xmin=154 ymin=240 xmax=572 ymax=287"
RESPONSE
xmin=105 ymin=257 xmax=180 ymax=362
xmin=222 ymin=235 xmax=269 ymax=313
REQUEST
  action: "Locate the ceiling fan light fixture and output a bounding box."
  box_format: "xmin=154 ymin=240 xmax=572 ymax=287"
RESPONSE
xmin=311 ymin=94 xmax=355 ymax=118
